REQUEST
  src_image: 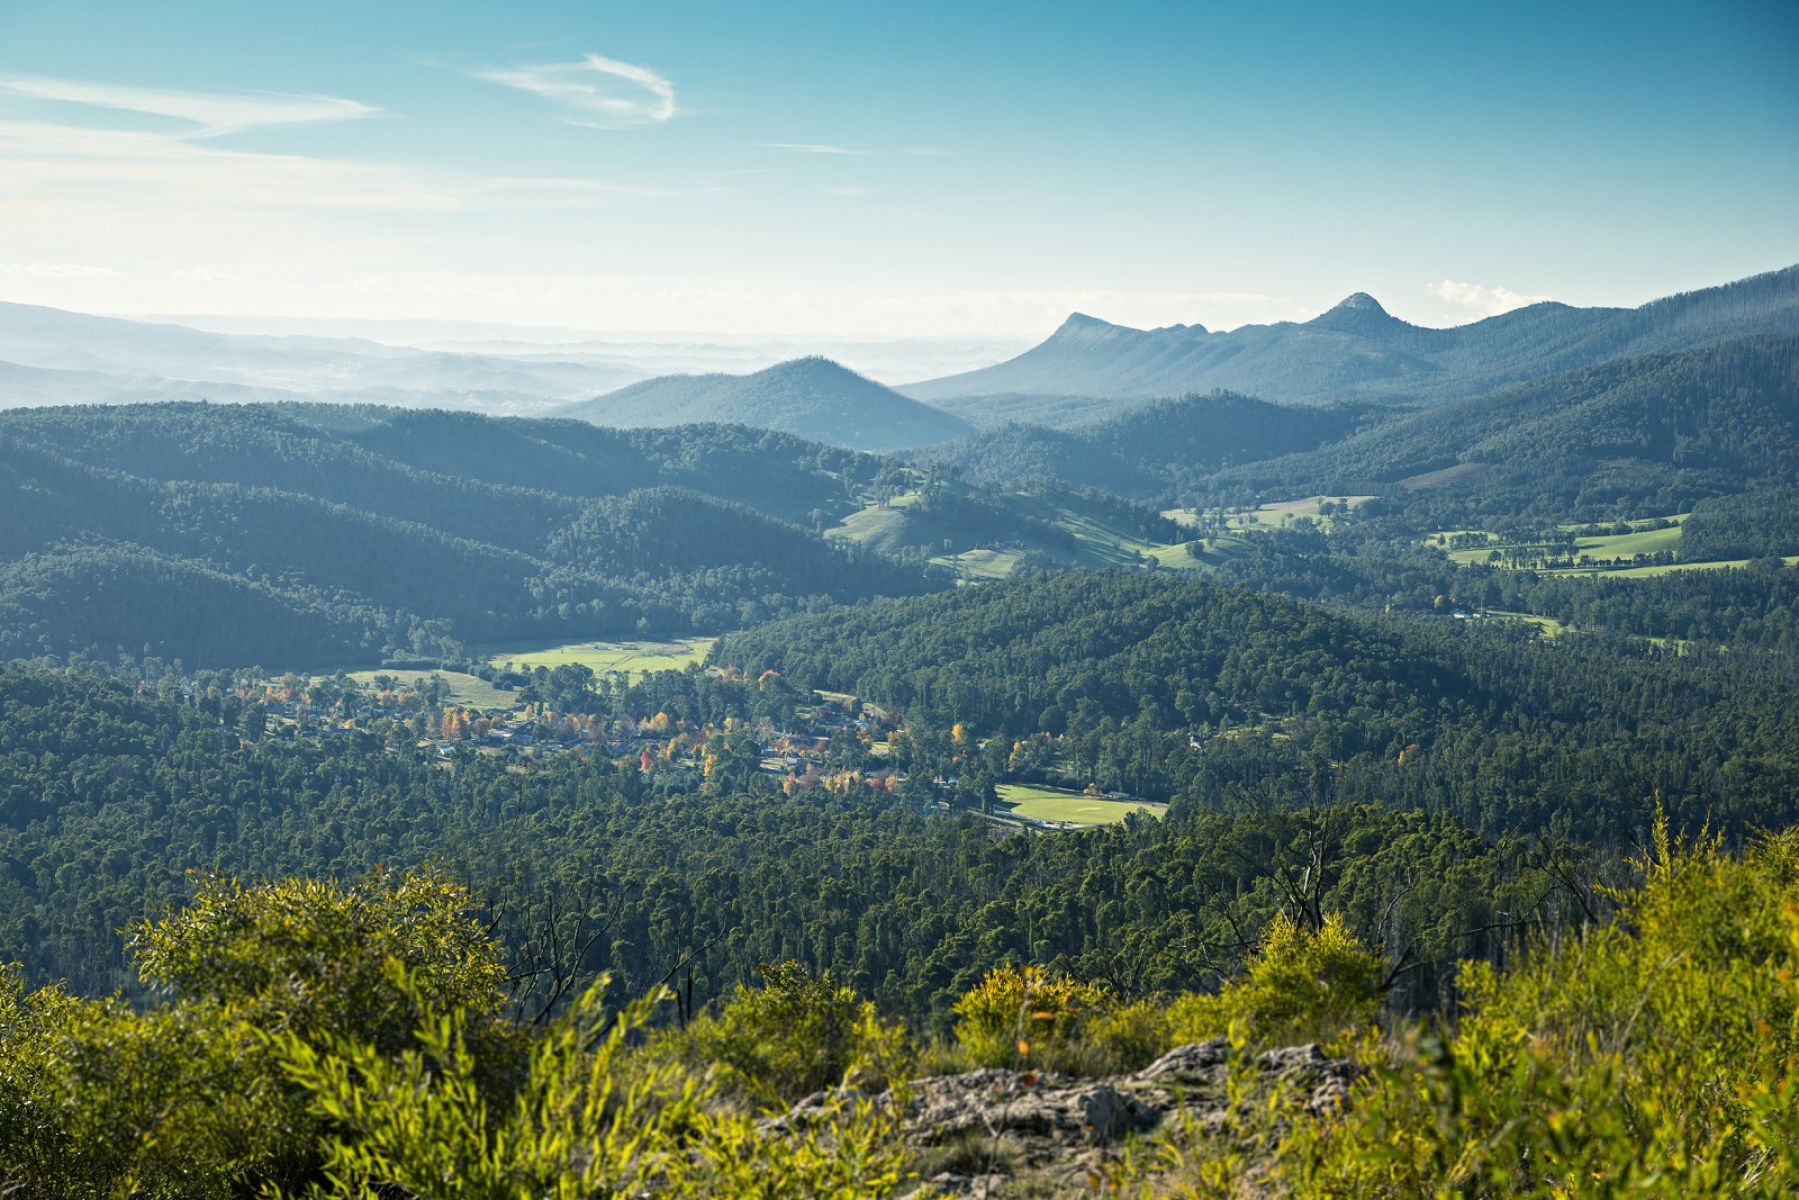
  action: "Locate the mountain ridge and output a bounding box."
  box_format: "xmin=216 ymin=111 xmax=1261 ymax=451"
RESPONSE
xmin=901 ymin=264 xmax=1799 ymax=408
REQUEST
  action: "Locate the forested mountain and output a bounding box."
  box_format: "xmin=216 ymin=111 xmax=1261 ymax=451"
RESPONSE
xmin=903 ymin=263 xmax=1799 ymax=408
xmin=926 ymin=389 xmax=1126 ymax=429
xmin=0 ymin=301 xmax=645 ymax=415
xmin=0 ymin=403 xmax=940 ymax=665
xmin=917 ymin=392 xmax=1381 ymax=499
xmin=718 ymin=569 xmax=1799 ymax=839
xmin=558 ymin=356 xmax=973 ymax=450
xmin=1204 ymin=334 xmax=1799 ymax=523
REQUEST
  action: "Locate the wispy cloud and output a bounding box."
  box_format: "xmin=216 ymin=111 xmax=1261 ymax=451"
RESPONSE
xmin=171 ymin=267 xmax=239 ymax=283
xmin=761 ymin=142 xmax=874 ymax=156
xmin=476 ymin=54 xmax=676 ymax=127
xmin=1428 ymin=278 xmax=1552 ymax=317
xmin=0 ymin=76 xmax=376 ymax=137
xmin=0 ymin=260 xmax=124 ymax=279
xmin=0 ymin=113 xmax=668 ymax=216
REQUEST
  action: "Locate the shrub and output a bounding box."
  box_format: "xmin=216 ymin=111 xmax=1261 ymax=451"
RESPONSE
xmin=130 ymin=868 xmax=508 ymax=1054
xmin=1276 ymin=818 xmax=1799 ymax=1195
xmin=0 ymin=869 xmax=517 ymax=1198
xmin=1168 ymin=912 xmax=1381 ymax=1050
xmin=1086 ymin=995 xmax=1176 ymax=1073
xmin=0 ymin=976 xmax=276 ymax=1200
xmin=673 ymin=960 xmax=908 ymax=1106
xmin=953 ymin=964 xmax=1117 ymax=1073
xmin=277 ymin=972 xmax=912 ymax=1198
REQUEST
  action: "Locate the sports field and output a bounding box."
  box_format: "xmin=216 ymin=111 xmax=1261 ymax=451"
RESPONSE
xmin=996 ymin=783 xmax=1166 ymax=826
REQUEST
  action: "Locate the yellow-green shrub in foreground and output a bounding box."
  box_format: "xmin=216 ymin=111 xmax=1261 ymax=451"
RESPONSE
xmin=1151 ymin=819 xmax=1799 ymax=1197
xmin=953 ymin=963 xmax=1119 ymax=1073
xmin=1168 ymin=912 xmax=1383 ymax=1051
xmin=0 ymin=869 xmax=513 ymax=1199
xmin=0 ymin=872 xmax=911 ymax=1199
xmin=275 ymin=971 xmax=909 ymax=1199
xmin=668 ymin=959 xmax=909 ymax=1105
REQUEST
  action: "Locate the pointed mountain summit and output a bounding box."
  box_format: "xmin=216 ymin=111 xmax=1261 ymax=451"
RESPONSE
xmin=556 ymin=356 xmax=972 ymax=451
xmin=1054 ymin=312 xmax=1115 ymax=334
xmin=1306 ymin=292 xmax=1407 ymax=336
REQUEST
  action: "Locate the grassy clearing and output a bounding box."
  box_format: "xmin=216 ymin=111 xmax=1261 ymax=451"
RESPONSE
xmin=825 ymin=492 xmax=922 ymax=556
xmin=931 ymin=547 xmax=1026 ymax=580
xmin=329 ymin=670 xmax=516 ymax=708
xmin=1570 ymin=520 xmax=1685 ymax=562
xmin=1435 ymin=514 xmax=1689 ymax=569
xmin=1143 ymin=534 xmax=1255 ymax=570
xmin=481 ymin=637 xmax=715 ymax=680
xmin=1553 ymin=554 xmax=1799 ymax=579
xmin=1487 ymin=611 xmax=1571 ymax=638
xmin=1166 ymin=495 xmax=1375 ymax=534
xmin=996 ymin=783 xmax=1167 ymax=827
xmin=833 ymin=483 xmax=1204 ymax=580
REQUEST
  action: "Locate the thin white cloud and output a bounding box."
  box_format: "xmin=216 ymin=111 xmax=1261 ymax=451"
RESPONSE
xmin=1428 ymin=278 xmax=1552 ymax=317
xmin=0 ymin=76 xmax=377 ymax=137
xmin=0 ymin=118 xmax=666 ymax=214
xmin=761 ymin=142 xmax=875 ymax=156
xmin=0 ymin=260 xmax=124 ymax=278
xmin=476 ymin=54 xmax=676 ymax=127
xmin=171 ymin=268 xmax=239 ymax=283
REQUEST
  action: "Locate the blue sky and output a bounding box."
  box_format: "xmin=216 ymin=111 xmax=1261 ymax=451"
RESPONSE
xmin=0 ymin=0 xmax=1794 ymax=337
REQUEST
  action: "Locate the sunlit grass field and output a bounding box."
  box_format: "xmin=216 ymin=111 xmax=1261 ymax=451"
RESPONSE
xmin=481 ymin=637 xmax=715 ymax=680
xmin=996 ymin=783 xmax=1166 ymax=826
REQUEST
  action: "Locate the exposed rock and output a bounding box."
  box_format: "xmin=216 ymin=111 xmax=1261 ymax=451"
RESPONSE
xmin=1132 ymin=1037 xmax=1229 ymax=1085
xmin=775 ymin=1041 xmax=1359 ymax=1193
xmin=1256 ymin=1042 xmax=1360 ymax=1113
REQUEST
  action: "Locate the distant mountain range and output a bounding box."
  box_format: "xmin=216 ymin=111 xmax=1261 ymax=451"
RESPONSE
xmin=0 ymin=301 xmax=647 ymax=416
xmin=555 ymin=357 xmax=973 ymax=451
xmin=902 ymin=264 xmax=1799 ymax=410
xmin=914 ymin=332 xmax=1799 ymax=527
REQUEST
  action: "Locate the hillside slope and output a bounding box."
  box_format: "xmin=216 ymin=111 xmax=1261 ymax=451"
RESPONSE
xmin=1205 ymin=334 xmax=1799 ymax=522
xmin=559 ymin=357 xmax=973 ymax=450
xmin=0 ymin=403 xmax=940 ymax=665
xmin=919 ymin=392 xmax=1380 ymax=499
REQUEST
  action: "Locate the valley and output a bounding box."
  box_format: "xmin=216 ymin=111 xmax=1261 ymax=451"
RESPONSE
xmin=4 ymin=3 xmax=1796 ymax=1191
xmin=1 ymin=243 xmax=1796 ymax=1200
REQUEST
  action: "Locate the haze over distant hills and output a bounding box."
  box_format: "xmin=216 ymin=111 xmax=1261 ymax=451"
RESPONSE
xmin=903 ymin=264 xmax=1799 ymax=410
xmin=0 ymin=301 xmax=648 ymax=416
xmin=0 ymin=303 xmax=1020 ymax=423
xmin=556 ymin=357 xmax=973 ymax=451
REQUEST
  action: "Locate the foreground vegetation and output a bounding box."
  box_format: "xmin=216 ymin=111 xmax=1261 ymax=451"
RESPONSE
xmin=4 ymin=816 xmax=1792 ymax=1197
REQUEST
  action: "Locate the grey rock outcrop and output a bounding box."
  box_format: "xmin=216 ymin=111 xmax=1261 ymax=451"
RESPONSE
xmin=778 ymin=1040 xmax=1359 ymax=1195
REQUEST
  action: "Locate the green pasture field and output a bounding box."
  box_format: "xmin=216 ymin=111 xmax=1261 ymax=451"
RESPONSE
xmin=1486 ymin=611 xmax=1571 ymax=638
xmin=311 ymin=670 xmax=517 ymax=709
xmin=995 ymin=783 xmax=1167 ymax=827
xmin=481 ymin=637 xmax=715 ymax=680
xmin=1166 ymin=495 xmax=1375 ymax=534
xmin=931 ymin=547 xmax=1027 ymax=579
xmin=1551 ymin=554 xmax=1799 ymax=579
xmin=1435 ymin=514 xmax=1689 ymax=568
